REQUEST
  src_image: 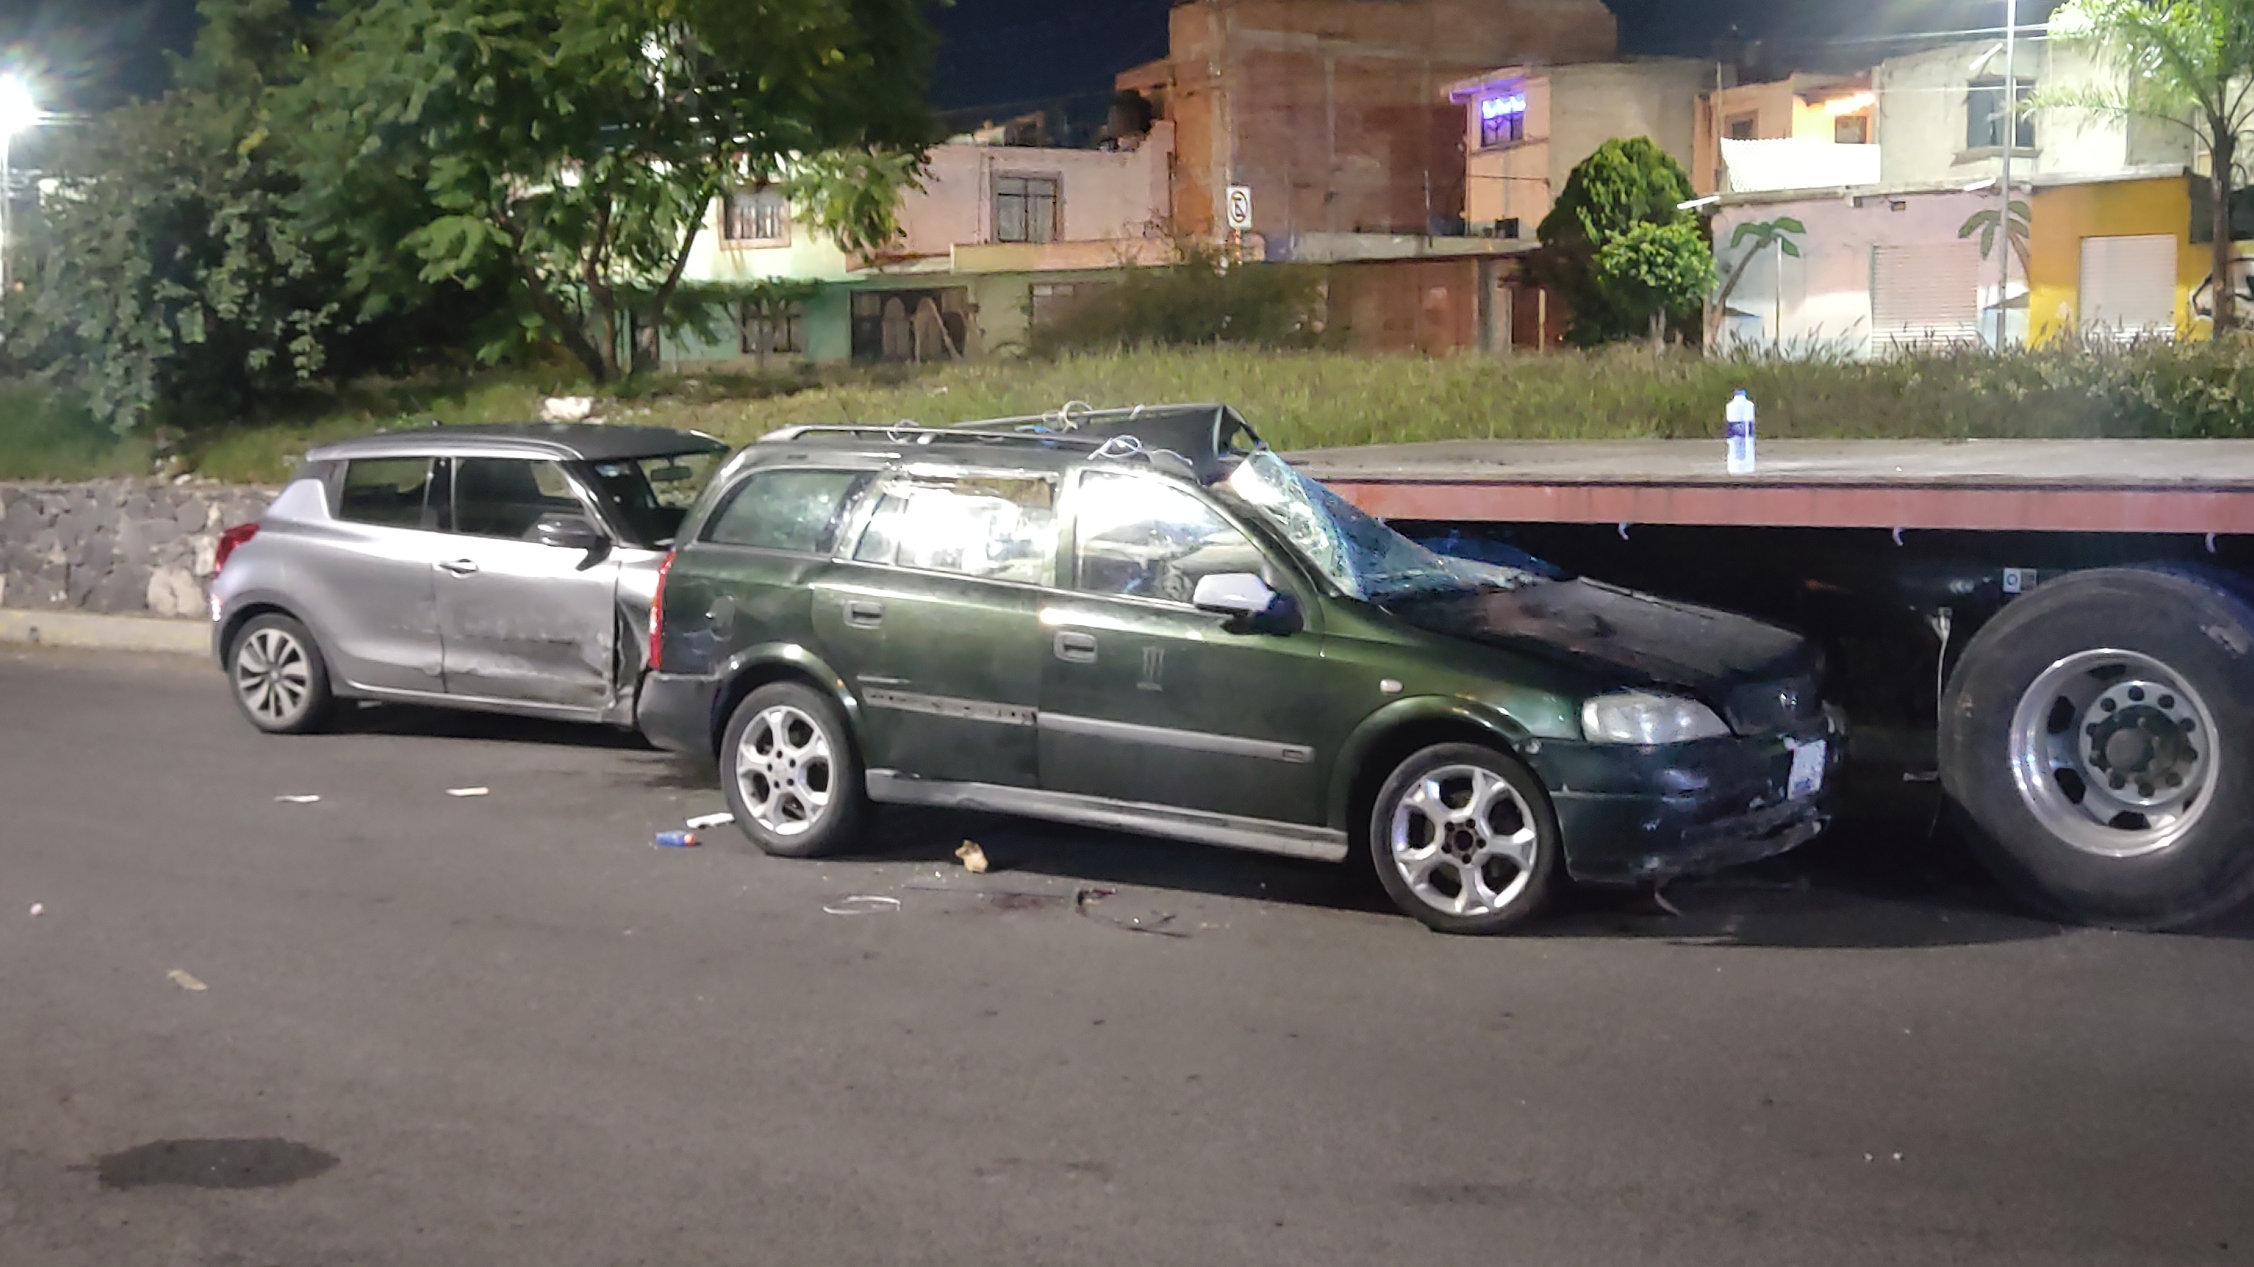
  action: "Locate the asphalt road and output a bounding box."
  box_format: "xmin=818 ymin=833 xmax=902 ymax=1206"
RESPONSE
xmin=5 ymin=647 xmax=2253 ymax=1267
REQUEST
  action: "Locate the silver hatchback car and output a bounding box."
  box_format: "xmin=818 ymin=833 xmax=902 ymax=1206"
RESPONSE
xmin=209 ymin=424 xmax=728 ymax=733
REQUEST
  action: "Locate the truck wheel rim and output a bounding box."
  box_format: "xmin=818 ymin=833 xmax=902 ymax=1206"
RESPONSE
xmin=737 ymin=705 xmax=833 ymax=838
xmin=2008 ymin=649 xmax=2219 ymax=859
xmin=234 ymin=628 xmax=311 ymax=725
xmin=1389 ymin=764 xmax=1538 ymax=917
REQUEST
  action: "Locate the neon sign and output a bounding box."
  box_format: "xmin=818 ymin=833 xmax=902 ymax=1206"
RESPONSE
xmin=1480 ymin=93 xmax=1527 ymax=120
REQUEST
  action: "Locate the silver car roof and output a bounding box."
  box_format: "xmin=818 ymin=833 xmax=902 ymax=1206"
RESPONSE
xmin=305 ymin=423 xmax=728 ymax=464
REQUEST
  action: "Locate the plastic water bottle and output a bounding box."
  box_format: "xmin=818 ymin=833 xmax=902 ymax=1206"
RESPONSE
xmin=1726 ymin=390 xmax=1757 ymax=475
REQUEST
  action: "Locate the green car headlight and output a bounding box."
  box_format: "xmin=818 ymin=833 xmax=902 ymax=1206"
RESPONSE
xmin=1580 ymin=691 xmax=1732 ymax=744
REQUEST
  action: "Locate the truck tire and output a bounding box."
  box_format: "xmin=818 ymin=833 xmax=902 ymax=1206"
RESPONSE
xmin=1940 ymin=567 xmax=2254 ymax=929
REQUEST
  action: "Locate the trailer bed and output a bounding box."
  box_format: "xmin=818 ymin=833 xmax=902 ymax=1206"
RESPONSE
xmin=1293 ymin=439 xmax=2254 ymax=535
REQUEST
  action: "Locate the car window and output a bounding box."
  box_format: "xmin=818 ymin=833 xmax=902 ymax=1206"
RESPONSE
xmin=1073 ymin=470 xmax=1267 ymax=604
xmin=587 ymin=452 xmax=726 ymax=548
xmin=850 ymin=472 xmax=1057 ymax=585
xmin=453 ymin=458 xmax=592 ymax=540
xmin=337 ymin=458 xmax=437 ymax=529
xmin=702 ymin=468 xmax=869 ymax=554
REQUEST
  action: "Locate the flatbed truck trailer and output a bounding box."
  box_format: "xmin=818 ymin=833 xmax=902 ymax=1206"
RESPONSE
xmin=1295 ymin=438 xmax=2254 ymax=930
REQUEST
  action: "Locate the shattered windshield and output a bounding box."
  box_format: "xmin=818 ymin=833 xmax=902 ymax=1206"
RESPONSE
xmin=1222 ymin=450 xmax=1536 ymax=602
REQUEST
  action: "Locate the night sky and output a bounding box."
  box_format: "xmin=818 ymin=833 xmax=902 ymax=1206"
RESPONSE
xmin=0 ymin=0 xmax=2067 ymax=116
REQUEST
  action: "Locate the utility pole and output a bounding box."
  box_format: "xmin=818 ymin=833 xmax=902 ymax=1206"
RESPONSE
xmin=1997 ymin=0 xmax=2018 ymax=348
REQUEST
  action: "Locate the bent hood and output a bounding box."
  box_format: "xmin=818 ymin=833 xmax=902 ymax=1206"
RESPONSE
xmin=1385 ymin=579 xmax=1813 ymax=700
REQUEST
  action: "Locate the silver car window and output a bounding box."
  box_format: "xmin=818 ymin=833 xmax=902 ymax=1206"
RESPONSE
xmin=337 ymin=458 xmax=437 ymax=530
xmin=452 ymin=458 xmax=593 ymax=541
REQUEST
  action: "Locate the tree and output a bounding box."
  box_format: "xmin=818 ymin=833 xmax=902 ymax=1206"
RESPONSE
xmin=10 ymin=0 xmax=341 ymax=434
xmin=2048 ymin=0 xmax=2254 ymax=334
xmin=1707 ymin=216 xmax=1805 ymax=346
xmin=1534 ymin=137 xmax=1707 ymax=345
xmin=1597 ymin=219 xmax=1717 ymax=346
xmin=296 ymin=0 xmax=937 ymax=383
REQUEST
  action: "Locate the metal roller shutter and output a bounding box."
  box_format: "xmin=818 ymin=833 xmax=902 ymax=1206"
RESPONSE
xmin=2080 ymin=234 xmax=2177 ymax=338
xmin=1871 ymin=242 xmax=1982 ymax=351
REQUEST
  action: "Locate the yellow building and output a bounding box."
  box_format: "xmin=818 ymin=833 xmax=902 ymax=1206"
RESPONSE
xmin=2027 ymin=170 xmax=2212 ymax=344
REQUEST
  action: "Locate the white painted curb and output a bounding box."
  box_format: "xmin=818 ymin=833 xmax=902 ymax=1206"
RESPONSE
xmin=0 ymin=610 xmax=209 ymax=656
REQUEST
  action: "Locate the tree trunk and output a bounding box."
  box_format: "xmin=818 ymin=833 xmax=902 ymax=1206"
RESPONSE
xmin=2213 ymin=128 xmax=2236 ymax=337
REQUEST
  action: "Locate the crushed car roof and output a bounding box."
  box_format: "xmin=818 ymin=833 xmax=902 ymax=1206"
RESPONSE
xmin=307 ymin=423 xmax=729 ymax=464
xmin=760 ymin=403 xmax=1265 ymax=483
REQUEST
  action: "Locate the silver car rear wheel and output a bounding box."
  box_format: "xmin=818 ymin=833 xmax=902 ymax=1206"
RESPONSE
xmin=226 ymin=614 xmax=334 ymax=734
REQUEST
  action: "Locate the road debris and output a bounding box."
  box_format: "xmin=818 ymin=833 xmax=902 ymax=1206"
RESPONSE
xmin=28 ymin=902 xmax=43 ymax=917
xmin=1072 ymin=887 xmax=1189 ymax=937
xmin=955 ymin=840 xmax=990 ymax=874
xmin=445 ymin=787 xmax=490 ymax=798
xmin=167 ymin=970 xmax=208 ymax=992
xmin=685 ymin=812 xmax=734 ymax=830
xmin=652 ymin=831 xmax=699 ymax=849
xmin=823 ymin=895 xmax=901 ymax=916
xmin=274 ymin=795 xmax=321 ymax=804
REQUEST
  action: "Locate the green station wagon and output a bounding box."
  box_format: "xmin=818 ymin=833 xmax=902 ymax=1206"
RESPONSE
xmin=637 ymin=405 xmax=1839 ymax=933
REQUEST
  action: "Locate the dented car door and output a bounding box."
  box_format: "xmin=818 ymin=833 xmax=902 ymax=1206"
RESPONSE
xmin=434 ymin=457 xmax=619 ymax=712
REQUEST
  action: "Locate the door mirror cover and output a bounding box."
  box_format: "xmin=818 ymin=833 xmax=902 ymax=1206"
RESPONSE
xmin=533 ymin=513 xmax=606 ymax=551
xmin=1192 ymin=572 xmax=1277 ymax=617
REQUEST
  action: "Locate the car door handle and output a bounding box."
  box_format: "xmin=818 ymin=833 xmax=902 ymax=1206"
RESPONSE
xmin=438 ymin=559 xmax=480 ymax=576
xmin=1054 ymin=631 xmax=1098 ymax=664
xmin=844 ymin=599 xmax=884 ymax=629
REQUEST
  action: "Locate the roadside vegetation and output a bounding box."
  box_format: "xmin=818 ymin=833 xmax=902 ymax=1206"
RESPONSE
xmin=9 ymin=336 xmax=2250 ymax=486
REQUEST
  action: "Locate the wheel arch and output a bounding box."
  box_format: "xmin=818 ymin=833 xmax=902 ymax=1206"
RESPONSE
xmin=1328 ymin=697 xmax=1539 ymax=837
xmin=708 ymin=642 xmax=864 ymax=758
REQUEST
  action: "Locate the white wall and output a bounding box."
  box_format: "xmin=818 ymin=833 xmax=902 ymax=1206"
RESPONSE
xmin=1874 ymin=41 xmax=2191 ymax=188
xmin=1713 ymin=188 xmax=2011 ymax=357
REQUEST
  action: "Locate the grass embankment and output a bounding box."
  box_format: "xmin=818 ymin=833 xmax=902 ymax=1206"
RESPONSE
xmin=11 ymin=340 xmax=2254 ymax=485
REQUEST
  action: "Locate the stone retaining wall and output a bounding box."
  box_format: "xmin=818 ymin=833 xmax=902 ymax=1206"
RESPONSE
xmin=0 ymin=481 xmax=274 ymax=619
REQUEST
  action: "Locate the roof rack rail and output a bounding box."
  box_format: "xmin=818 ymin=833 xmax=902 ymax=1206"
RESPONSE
xmin=759 ymin=423 xmax=1114 ymax=449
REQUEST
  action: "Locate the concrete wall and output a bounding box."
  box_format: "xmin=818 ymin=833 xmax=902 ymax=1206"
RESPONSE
xmin=1712 ymin=188 xmax=2002 ymax=357
xmin=1459 ymin=60 xmax=1707 ymax=236
xmin=1874 ymin=42 xmax=2192 ymax=188
xmin=1 ymin=482 xmax=272 ymax=619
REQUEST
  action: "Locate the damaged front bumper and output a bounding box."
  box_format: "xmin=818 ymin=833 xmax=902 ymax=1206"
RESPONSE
xmin=1527 ymin=722 xmax=1842 ymax=885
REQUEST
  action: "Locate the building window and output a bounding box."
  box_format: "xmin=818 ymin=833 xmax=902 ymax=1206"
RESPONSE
xmin=1967 ymin=79 xmax=2035 ymax=151
xmin=1726 ymin=114 xmax=1758 ymax=141
xmin=1834 ymin=114 xmax=1870 ymax=145
xmin=740 ymin=302 xmax=806 ymax=357
xmin=994 ymin=174 xmax=1060 ymax=244
xmin=1478 ymin=91 xmax=1527 ymax=147
xmin=722 ymin=188 xmax=791 ymax=244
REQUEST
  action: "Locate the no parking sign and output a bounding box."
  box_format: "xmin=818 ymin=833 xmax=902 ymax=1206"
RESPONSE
xmin=1225 ymin=185 xmax=1253 ymax=230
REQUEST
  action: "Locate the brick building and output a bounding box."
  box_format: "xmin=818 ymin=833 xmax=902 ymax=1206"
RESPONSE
xmin=1116 ymin=0 xmax=1618 ymax=244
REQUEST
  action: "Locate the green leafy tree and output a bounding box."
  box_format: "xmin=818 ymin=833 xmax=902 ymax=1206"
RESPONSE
xmin=1535 ymin=137 xmax=1707 ymax=345
xmin=1597 ymin=219 xmax=1718 ymax=346
xmin=11 ymin=0 xmax=341 ymax=434
xmin=2047 ymin=0 xmax=2254 ymax=333
xmin=296 ymin=0 xmax=937 ymax=383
